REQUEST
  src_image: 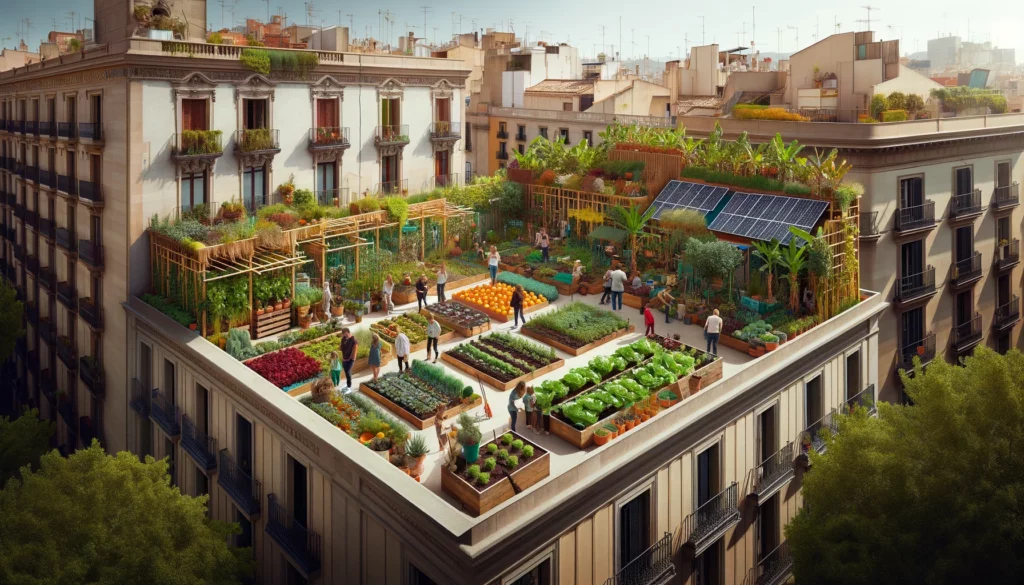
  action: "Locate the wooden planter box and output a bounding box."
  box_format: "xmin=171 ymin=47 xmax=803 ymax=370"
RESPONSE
xmin=466 ymin=299 xmax=549 ymax=324
xmin=720 ymin=334 xmax=752 ymax=353
xmin=359 ymin=383 xmax=482 ymax=430
xmin=535 ymin=275 xmax=579 ymax=296
xmin=521 ymin=324 xmax=636 ymax=357
xmin=251 ymin=307 xmax=292 ymax=339
xmin=285 ymin=378 xmax=318 ymax=397
xmin=440 ymin=432 xmax=550 ymax=516
xmin=391 ymin=286 xmax=419 ymax=305
xmin=623 ymin=292 xmax=648 ymax=310
xmin=420 ymin=307 xmax=491 ymax=338
xmin=549 ymin=408 xmax=623 ymax=449
xmin=440 ymin=351 xmax=565 ymax=391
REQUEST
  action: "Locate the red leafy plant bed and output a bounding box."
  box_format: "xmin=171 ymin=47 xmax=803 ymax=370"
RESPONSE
xmin=247 ymin=347 xmax=322 ymax=388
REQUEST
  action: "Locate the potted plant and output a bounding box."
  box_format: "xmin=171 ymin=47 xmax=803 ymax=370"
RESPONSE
xmin=406 ymin=434 xmax=429 ymax=477
xmin=255 ymin=301 xmax=265 ymax=316
xmin=456 ymin=412 xmax=482 ymax=464
xmin=917 ymin=344 xmax=926 ymax=356
xmin=220 ymin=198 xmax=245 ymax=222
xmin=369 ymin=436 xmax=392 ymax=459
xmin=278 ymin=174 xmax=296 ymax=205
xmin=331 ymin=295 xmax=345 ymax=317
xmin=593 ymin=427 xmax=611 ymax=446
xmin=761 ymin=333 xmax=779 ymax=351
xmin=658 ymin=390 xmax=679 ymax=409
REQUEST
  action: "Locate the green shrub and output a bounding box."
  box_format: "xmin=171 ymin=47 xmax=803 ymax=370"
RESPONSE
xmin=380 ymin=196 xmax=409 ymax=225
xmin=292 ymin=189 xmax=315 ymax=209
xmin=483 ymin=457 xmax=496 ymax=471
xmin=496 ymin=272 xmax=559 ymax=301
xmin=240 ymin=48 xmax=271 ymax=75
xmin=466 ymin=464 xmax=480 ymax=480
xmin=681 ymin=166 xmax=785 ymax=192
xmin=870 ymin=94 xmax=888 ymax=120
xmin=225 ymin=327 xmax=257 ymax=360
xmin=511 ymin=439 xmax=524 ymax=451
xmin=501 ymin=433 xmax=513 ymax=445
xmin=886 ymin=91 xmax=907 ymax=111
xmin=506 ymin=455 xmax=519 ymax=470
xmin=477 ymin=472 xmax=490 ymax=485
xmin=522 ymin=444 xmax=534 ymax=458
xmin=486 ymin=443 xmax=498 ymax=454
xmin=881 ymin=110 xmax=908 ymax=123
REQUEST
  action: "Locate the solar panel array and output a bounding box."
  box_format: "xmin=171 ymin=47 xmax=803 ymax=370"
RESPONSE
xmin=648 ymin=180 xmax=730 ymax=219
xmin=707 ymin=192 xmax=829 ymax=244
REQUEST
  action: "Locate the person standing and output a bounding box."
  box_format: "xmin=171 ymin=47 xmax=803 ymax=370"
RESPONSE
xmin=537 ymin=228 xmax=551 ymax=263
xmin=571 ymin=260 xmax=584 ymax=284
xmin=600 ymin=268 xmax=612 ymax=305
xmin=394 ymin=330 xmax=410 ymax=373
xmin=643 ymin=305 xmax=656 ymax=337
xmin=425 ymin=314 xmax=441 ymax=363
xmin=510 ymin=284 xmax=526 ymax=329
xmin=523 ymin=386 xmax=537 ymax=433
xmin=321 ymin=281 xmax=333 ymax=322
xmin=508 ymin=382 xmax=527 ymax=432
xmin=608 ymin=265 xmax=628 ymax=311
xmin=415 ymin=274 xmax=429 ymax=311
xmin=382 ymin=274 xmax=395 ymax=314
xmin=329 ymin=351 xmax=343 ymax=388
xmin=368 ymin=333 xmax=383 ymax=382
xmin=488 ymin=245 xmax=501 ymax=285
xmin=434 ymin=403 xmax=449 ymax=452
xmin=652 ymin=288 xmax=676 ymax=324
xmin=704 ymin=308 xmax=723 ymax=355
xmin=436 ymin=263 xmax=449 ymax=302
xmin=339 ymin=328 xmax=358 ymax=393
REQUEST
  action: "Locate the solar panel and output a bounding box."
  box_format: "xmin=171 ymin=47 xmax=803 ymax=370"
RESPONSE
xmin=647 ymin=180 xmax=729 ymax=219
xmin=707 ymin=192 xmax=829 ymax=244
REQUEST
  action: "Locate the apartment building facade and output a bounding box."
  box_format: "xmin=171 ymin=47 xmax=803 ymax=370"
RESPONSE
xmin=681 ymin=115 xmax=1024 ymax=403
xmin=0 ymin=0 xmax=469 ymax=456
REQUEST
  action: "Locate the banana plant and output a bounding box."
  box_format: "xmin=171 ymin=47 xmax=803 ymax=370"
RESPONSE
xmin=778 ymin=239 xmax=807 ymax=312
xmin=611 ymin=205 xmax=658 ymax=273
xmin=768 ymin=133 xmax=805 ymax=182
xmin=751 ymin=239 xmax=782 ymax=303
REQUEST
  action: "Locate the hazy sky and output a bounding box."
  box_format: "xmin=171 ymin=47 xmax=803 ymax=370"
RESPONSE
xmin=4 ymin=0 xmax=1022 ymax=63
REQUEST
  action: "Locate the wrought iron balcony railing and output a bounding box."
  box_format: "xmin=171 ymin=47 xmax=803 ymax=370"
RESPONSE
xmin=995 ymin=296 xmax=1021 ymax=330
xmin=899 ymin=333 xmax=936 ymax=371
xmin=308 ymin=126 xmax=351 ymax=150
xmin=602 ymin=532 xmax=675 ymax=585
xmin=859 ymin=210 xmax=879 ymax=238
xmin=38 ymin=121 xmax=55 ymax=137
xmin=57 ymin=336 xmax=77 ymax=369
xmin=218 ymin=449 xmax=261 ymax=517
xmin=682 ymin=483 xmax=740 ymax=555
xmin=845 ymin=384 xmax=877 ymax=415
xmin=78 ymin=122 xmax=102 ymax=141
xmin=37 ymin=169 xmax=56 ymax=190
xmin=181 ymin=415 xmax=217 ymax=471
xmin=80 ymin=415 xmax=102 ymax=447
xmin=496 ymin=149 xmax=509 ymax=160
xmin=266 ymin=493 xmax=322 ymax=577
xmin=57 ymin=174 xmax=77 ymax=196
xmin=432 ymin=174 xmax=460 ymax=189
xmin=38 ymin=265 xmax=56 ymax=291
xmin=951 ymin=313 xmax=982 ymax=352
xmin=79 ymin=239 xmax=104 ymax=269
xmin=747 ymin=541 xmax=794 ymax=585
xmin=150 ymin=390 xmax=181 ymax=437
xmin=38 ymin=217 xmax=54 ymax=239
xmin=950 ymin=189 xmax=982 ymax=218
xmin=78 ymin=180 xmax=102 ymax=204
xmin=314 ymin=188 xmax=349 ymax=207
xmin=373 ymin=179 xmax=408 ymax=196
xmin=950 ymin=252 xmax=983 ymax=287
xmin=25 ymin=120 xmax=38 ymax=136
xmin=496 ymin=128 xmax=509 ymax=139
xmin=373 ymin=125 xmax=410 ymax=147
xmin=79 ymin=297 xmax=104 ymax=329
xmin=429 ymin=121 xmax=461 ymax=140
xmin=896 ymin=266 xmax=935 ymax=302
xmin=799 ymin=411 xmax=838 ymax=456
xmin=80 ymin=356 xmax=105 ymax=396
xmin=57 ymin=122 xmax=75 ymax=139
xmin=753 ymin=442 xmax=795 ymax=499
xmin=172 ymin=131 xmax=225 ymax=158
xmin=895 ymin=201 xmax=935 ymax=233
xmin=996 ymin=239 xmax=1019 ymax=271
xmin=56 ymin=228 xmax=76 ymax=253
xmin=993 ymin=183 xmax=1020 ymax=209
xmin=234 ymin=128 xmax=280 ymax=153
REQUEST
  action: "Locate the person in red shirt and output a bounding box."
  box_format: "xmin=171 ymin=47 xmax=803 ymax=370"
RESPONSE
xmin=643 ymin=305 xmax=656 ymax=336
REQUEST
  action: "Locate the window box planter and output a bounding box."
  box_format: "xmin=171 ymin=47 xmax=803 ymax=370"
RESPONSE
xmin=441 ymin=431 xmax=550 ymax=516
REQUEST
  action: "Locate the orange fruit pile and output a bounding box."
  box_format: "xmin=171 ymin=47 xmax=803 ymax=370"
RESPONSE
xmin=454 ymin=283 xmax=546 ymax=317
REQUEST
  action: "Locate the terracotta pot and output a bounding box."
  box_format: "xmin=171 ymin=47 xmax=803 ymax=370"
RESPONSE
xmin=189 ymin=323 xmax=197 ymax=331
xmin=916 ymin=346 xmax=926 ymax=356
xmin=331 ymin=306 xmax=344 ymax=317
xmin=275 ymin=302 xmax=284 ymax=311
xmin=615 ymin=422 xmax=626 ymax=434
xmin=359 ymin=432 xmax=374 ymax=444
xmin=284 ymin=299 xmax=292 ymax=308
xmin=410 ymin=455 xmax=426 ymax=477
xmin=640 ymin=413 xmax=650 ymax=422
xmin=256 ymin=308 xmax=265 ymax=316
xmin=624 ymin=420 xmax=636 ymax=430
xmin=398 ymin=466 xmax=411 ymax=476
xmin=765 ymin=341 xmax=779 ymax=351
xmin=217 ymin=337 xmax=227 ymax=349
xmin=593 ymin=432 xmax=611 ymax=446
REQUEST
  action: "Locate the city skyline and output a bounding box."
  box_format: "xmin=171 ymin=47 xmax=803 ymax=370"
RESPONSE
xmin=2 ymin=0 xmax=1022 ymax=64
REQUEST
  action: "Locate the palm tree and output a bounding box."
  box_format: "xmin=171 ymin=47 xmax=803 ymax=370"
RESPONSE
xmin=611 ymin=205 xmax=657 ymax=273
xmin=751 ymin=240 xmax=782 ymax=303
xmin=779 ymin=239 xmax=807 ymax=311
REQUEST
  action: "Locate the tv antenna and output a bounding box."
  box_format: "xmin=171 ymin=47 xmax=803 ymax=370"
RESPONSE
xmin=66 ymin=11 xmax=79 ymax=32
xmin=787 ymin=24 xmax=798 ymax=51
xmin=304 ymin=2 xmax=320 ymax=27
xmin=420 ymin=6 xmax=430 ymax=42
xmin=857 ymin=6 xmax=879 ymax=32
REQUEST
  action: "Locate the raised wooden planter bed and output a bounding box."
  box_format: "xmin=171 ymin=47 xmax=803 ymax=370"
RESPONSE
xmin=623 ymin=291 xmax=648 ymax=310
xmin=521 ymin=324 xmax=636 ymax=357
xmin=350 ymin=351 xmax=393 ymax=375
xmin=389 ymin=273 xmax=489 ymax=306
xmin=285 ymin=378 xmax=318 ymax=397
xmin=441 ymin=432 xmax=550 ymax=516
xmin=548 ymin=407 xmax=625 ymax=450
xmin=359 ymin=383 xmax=482 ymax=430
xmin=720 ymin=334 xmax=752 ymax=353
xmin=440 ymin=351 xmax=565 ymax=391
xmin=251 ymin=307 xmax=292 ymax=339
xmin=533 ymin=275 xmax=579 ymax=296
xmin=420 ymin=306 xmax=491 ymax=338
xmin=465 ymin=299 xmax=549 ymax=324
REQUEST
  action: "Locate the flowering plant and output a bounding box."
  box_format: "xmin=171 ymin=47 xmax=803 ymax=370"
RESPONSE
xmin=248 ymin=347 xmax=322 ymax=388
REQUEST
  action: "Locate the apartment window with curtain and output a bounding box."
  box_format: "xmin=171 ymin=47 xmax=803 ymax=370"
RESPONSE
xmin=242 ymin=166 xmax=266 ymax=211
xmin=181 ymin=173 xmax=206 ymax=210
xmin=316 ymin=98 xmax=338 ymax=130
xmin=316 ymin=163 xmax=336 ymax=203
xmin=381 ymin=98 xmax=400 ymax=135
xmin=243 ymin=99 xmax=267 ymax=129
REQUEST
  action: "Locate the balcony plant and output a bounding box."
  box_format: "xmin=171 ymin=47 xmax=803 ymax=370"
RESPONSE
xmin=238 ymin=128 xmax=274 ymax=152
xmin=179 ymin=130 xmax=223 ymax=156
xmin=456 ymin=412 xmax=482 ymax=464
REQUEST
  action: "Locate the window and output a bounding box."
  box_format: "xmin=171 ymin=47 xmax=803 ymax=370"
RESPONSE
xmin=408 ymin=565 xmax=439 ymax=585
xmin=562 ymin=102 xmax=572 ymax=111
xmin=583 ymin=130 xmax=593 ymax=145
xmin=998 ymin=274 xmax=1011 ymax=307
xmin=955 ymin=291 xmax=973 ymax=329
xmin=499 ymin=142 xmax=508 ymax=156
xmin=517 ymin=124 xmax=526 ymax=140
xmin=997 ymin=333 xmax=1011 ymax=354
xmin=381 ymin=98 xmax=400 ymax=128
xmin=195 ymin=384 xmax=209 ymax=434
xmin=289 ymin=456 xmax=308 ymax=527
xmin=998 ymin=216 xmax=1011 ymax=243
xmin=315 ymin=98 xmax=338 ymax=129
xmin=518 ymin=144 xmax=525 ymax=155
xmin=285 ymin=562 xmax=307 ymax=585
xmin=845 ymin=351 xmax=861 ymax=401
xmin=954 ymin=166 xmax=973 ymax=196
xmin=181 ymin=99 xmax=208 ymax=131
xmin=900 ymin=308 xmax=925 ymax=353
xmin=435 ymin=97 xmax=450 ymax=123
xmin=181 ymin=172 xmax=206 ymax=211
xmin=235 ymin=415 xmax=253 ymax=475
xmin=696 ymin=443 xmax=720 ymax=507
xmin=163 ymin=359 xmax=176 ymax=405
xmin=66 ymin=95 xmax=76 ymax=126
xmin=618 ymin=490 xmax=651 ymax=572
xmin=954 ymin=225 xmax=973 ymax=263
xmin=381 ymin=154 xmax=400 ymax=188
xmin=559 ymin=128 xmax=569 ymax=141
xmin=498 ymin=121 xmax=507 ymax=134
xmin=90 ymin=94 xmax=101 ymax=128
xmin=434 ymin=150 xmax=450 ymax=179
xmin=757 ymin=494 xmax=779 ymax=563
xmin=235 ymin=508 xmax=253 ymax=548
xmin=758 ymin=405 xmax=777 ymax=464
xmin=900 ymin=240 xmax=924 ymax=281
xmin=90 ymin=214 xmax=101 ymax=247
xmin=316 ymin=162 xmax=336 ymax=202
xmin=996 ymin=161 xmax=1011 ymax=189
xmin=694 ymin=540 xmax=722 ymax=585
xmin=195 ymin=464 xmax=208 ymax=498
xmin=89 ymin=153 xmax=101 ymax=183
xmin=464 ymin=122 xmax=472 ymax=151
xmin=505 ymin=557 xmax=553 ymax=585
xmin=242 ymin=166 xmax=266 ymax=211
xmin=243 ymin=99 xmax=266 ymax=130
xmin=805 ymin=375 xmax=822 ymax=429
xmin=899 ymin=176 xmax=923 ymax=208
xmin=539 ymin=127 xmax=548 ymax=139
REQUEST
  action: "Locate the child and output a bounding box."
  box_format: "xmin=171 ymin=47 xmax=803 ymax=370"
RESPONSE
xmin=329 ymin=351 xmax=342 ymax=388
xmin=523 ymin=386 xmax=538 ymax=433
xmin=644 ymin=305 xmax=656 ymax=337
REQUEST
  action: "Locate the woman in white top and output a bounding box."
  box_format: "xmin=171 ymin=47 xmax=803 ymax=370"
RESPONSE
xmin=394 ymin=330 xmax=410 ymax=372
xmin=436 ymin=263 xmax=449 ymax=302
xmin=488 ymin=245 xmax=501 ymax=285
xmin=382 ymin=274 xmax=395 ymax=314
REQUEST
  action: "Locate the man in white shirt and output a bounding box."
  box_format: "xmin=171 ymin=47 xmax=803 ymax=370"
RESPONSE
xmin=704 ymin=309 xmax=723 ymax=354
xmin=608 ymin=266 xmax=628 ymax=311
xmin=395 ymin=331 xmax=410 ymax=372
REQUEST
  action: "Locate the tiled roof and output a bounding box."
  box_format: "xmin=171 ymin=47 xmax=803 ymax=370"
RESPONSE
xmin=524 ymin=79 xmax=595 ymax=94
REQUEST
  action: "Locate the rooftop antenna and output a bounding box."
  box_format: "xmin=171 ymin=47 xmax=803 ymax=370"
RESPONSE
xmin=217 ymin=0 xmax=228 ymax=30
xmin=698 ymin=16 xmax=705 ymax=45
xmin=66 ymin=11 xmax=78 ymax=32
xmin=835 ymin=16 xmax=841 ymax=33
xmin=420 ymin=6 xmax=430 ymax=43
xmin=598 ymin=24 xmax=605 ymax=56
xmin=859 ymin=6 xmax=879 ymax=32
xmin=787 ymin=24 xmax=798 ymax=51
xmin=346 ymin=13 xmax=353 ymax=33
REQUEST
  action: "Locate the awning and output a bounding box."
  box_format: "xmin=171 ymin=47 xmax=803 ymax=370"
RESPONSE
xmin=587 ymin=226 xmax=627 ymax=243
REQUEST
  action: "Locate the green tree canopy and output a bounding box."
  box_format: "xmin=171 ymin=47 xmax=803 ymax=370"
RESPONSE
xmin=0 ymin=444 xmax=254 ymax=585
xmin=0 ymin=409 xmax=54 ymax=484
xmin=0 ymin=281 xmax=24 ymax=362
xmin=787 ymin=347 xmax=1024 ymax=585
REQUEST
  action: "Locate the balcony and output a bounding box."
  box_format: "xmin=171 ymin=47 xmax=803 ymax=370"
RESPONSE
xmin=845 ymin=384 xmax=877 ymax=416
xmin=79 ymin=297 xmax=104 ymax=330
xmin=894 ymin=201 xmax=936 ymax=234
xmin=12 ymin=120 xmax=24 ymax=134
xmin=747 ymin=542 xmax=794 ymax=585
xmin=25 ymin=209 xmax=38 ymax=230
xmin=995 ymin=239 xmax=1019 ymax=272
xmin=951 ymin=313 xmax=983 ymax=353
xmin=234 ymin=128 xmax=280 ymax=168
xmin=432 ymin=174 xmax=460 ymax=189
xmin=949 ymin=189 xmax=983 ymax=220
xmin=80 ymin=356 xmax=105 ymax=396
xmin=496 ymin=128 xmax=509 ymax=139
xmin=38 ymin=217 xmax=54 ymax=240
xmin=57 ymin=336 xmax=77 ymax=369
xmin=266 ymin=493 xmax=322 ymax=578
xmin=27 ymin=350 xmax=39 ymax=374
xmin=39 ymin=368 xmax=56 ymax=404
xmin=26 ymin=255 xmax=38 ymax=275
xmin=25 ymin=120 xmax=38 ymax=136
xmin=895 ymin=266 xmax=936 ymax=305
xmin=39 ymin=318 xmax=56 ymax=347
xmin=56 ymin=228 xmax=76 ymax=254
xmin=38 ymin=169 xmax=56 ymax=190
xmin=171 ymin=131 xmax=224 ymax=173
xmin=23 ymin=165 xmax=38 ymax=184
xmin=993 ymin=183 xmax=1019 ymax=210
xmin=374 ymin=179 xmax=408 ymax=196
xmin=57 ymin=122 xmax=76 ymax=140
xmin=78 ymin=180 xmax=103 ymax=205
xmin=314 ymin=187 xmax=349 ymax=207
xmin=38 ymin=121 xmax=55 ymax=138
xmin=80 ymin=416 xmax=102 ymax=447
xmin=899 ymin=333 xmax=937 ymax=371
xmin=129 ymin=379 xmax=151 ymax=417
xmin=38 ymin=265 xmax=56 ymax=291
xmin=602 ymin=532 xmax=675 ymax=585
xmin=57 ymin=396 xmax=75 ymax=428
xmin=949 ymin=252 xmax=982 ymax=289
xmin=996 ymin=296 xmax=1021 ymax=330
xmin=26 ymin=302 xmax=38 ymax=326
xmin=181 ymin=415 xmax=217 ymax=471
xmin=78 ymin=122 xmax=102 ymax=142
xmin=682 ymin=483 xmax=740 ymax=556
xmin=150 ymin=390 xmax=181 ymax=437
xmin=373 ymin=125 xmax=410 ymax=157
xmin=515 ymin=130 xmax=527 ymax=141
xmin=750 ymin=443 xmax=795 ymax=502
xmin=57 ymin=174 xmax=77 ymax=197
xmin=496 ymin=149 xmax=510 ymax=161
xmin=218 ymin=450 xmax=261 ymax=517
xmin=307 ymin=127 xmax=351 ymax=159
xmin=859 ymin=211 xmax=880 ymax=242
xmin=79 ymin=239 xmax=104 ymax=269
xmin=428 ymin=122 xmax=461 ymax=151
xmin=798 ymin=410 xmax=839 ymax=462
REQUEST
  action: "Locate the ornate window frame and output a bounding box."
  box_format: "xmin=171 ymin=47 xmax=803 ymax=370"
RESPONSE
xmin=234 ymin=74 xmax=276 ymax=133
xmin=309 ymin=76 xmax=348 ymax=164
xmin=172 ymin=72 xmax=217 ymax=137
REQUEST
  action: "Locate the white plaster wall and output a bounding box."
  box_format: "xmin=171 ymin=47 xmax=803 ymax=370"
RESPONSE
xmin=502 ymin=71 xmax=532 ymax=108
xmin=348 ymin=84 xmax=380 ymax=197
xmin=139 ymin=80 xmax=179 ymax=220
xmin=211 ymin=85 xmax=240 ymax=206
xmin=272 ymin=84 xmax=315 ymax=194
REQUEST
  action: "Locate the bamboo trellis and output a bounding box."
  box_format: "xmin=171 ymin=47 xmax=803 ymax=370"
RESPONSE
xmin=527 ymin=185 xmax=648 ymax=238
